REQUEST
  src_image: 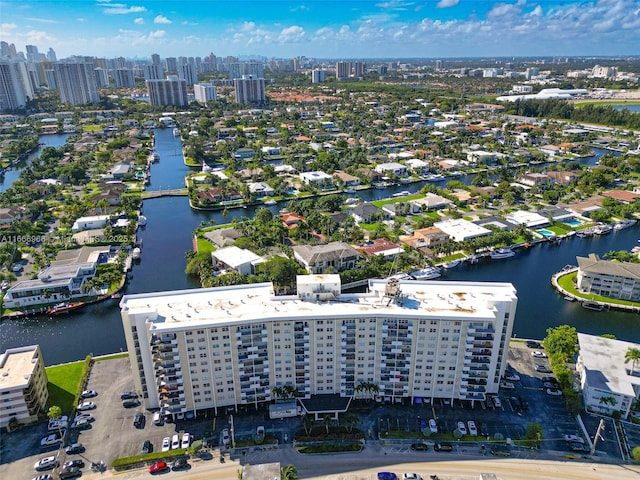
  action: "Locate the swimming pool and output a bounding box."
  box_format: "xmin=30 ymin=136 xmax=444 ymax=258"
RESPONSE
xmin=538 ymin=229 xmax=555 ymax=236
xmin=564 ymin=218 xmax=582 ymax=227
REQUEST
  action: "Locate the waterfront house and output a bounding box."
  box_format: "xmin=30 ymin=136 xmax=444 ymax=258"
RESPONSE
xmin=292 ymin=242 xmax=360 ymax=274
xmin=333 ymin=170 xmax=360 ymax=187
xmin=375 ymin=162 xmax=408 ymax=177
xmin=577 ymin=333 xmax=640 ymax=419
xmin=434 ymin=219 xmax=492 ymax=242
xmin=354 ymin=238 xmax=403 ymax=258
xmin=517 ymin=172 xmax=555 ymax=189
xmin=71 ymin=214 xmax=110 ymax=232
xmin=576 ymin=253 xmax=640 ymax=301
xmin=248 ymin=182 xmax=275 ymax=196
xmin=350 ymin=203 xmax=381 ymax=224
xmin=410 ymin=193 xmax=453 ymax=211
xmin=211 ymin=246 xmax=263 ymax=276
xmin=602 ymin=189 xmax=640 ymax=204
xmin=300 ymin=171 xmax=333 ymax=187
xmin=401 ymin=227 xmax=450 ymax=253
xmin=505 ymin=210 xmax=550 ymax=228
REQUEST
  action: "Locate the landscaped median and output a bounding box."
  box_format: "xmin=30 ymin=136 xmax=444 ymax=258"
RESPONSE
xmin=112 ymin=448 xmax=187 ymax=470
xmin=294 ymin=426 xmax=365 ymax=454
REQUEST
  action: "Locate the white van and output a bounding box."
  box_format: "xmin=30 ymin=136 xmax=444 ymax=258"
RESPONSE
xmin=153 ymin=411 xmax=163 ymax=426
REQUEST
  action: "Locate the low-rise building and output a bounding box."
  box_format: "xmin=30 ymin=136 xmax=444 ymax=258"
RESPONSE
xmin=434 ymin=219 xmax=492 ymax=242
xmin=292 ymin=242 xmax=359 ymax=273
xmin=577 ymin=333 xmax=640 ymax=419
xmin=401 ymin=227 xmax=450 ymax=252
xmin=0 ymin=345 xmax=48 ymax=428
xmin=71 ymin=214 xmax=110 ymax=232
xmin=576 ymin=253 xmax=640 ymax=301
xmin=211 ymin=246 xmax=263 ymax=276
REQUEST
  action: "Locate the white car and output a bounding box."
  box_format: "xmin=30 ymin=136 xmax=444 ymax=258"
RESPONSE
xmin=492 ymin=397 xmax=502 ymax=408
xmin=40 ymin=433 xmax=64 ymax=447
xmin=499 ymin=381 xmax=515 ymax=390
xmin=80 ymin=389 xmax=97 ymax=398
xmin=456 ymin=421 xmax=468 ymax=435
xmin=222 ymin=428 xmax=230 ymax=446
xmin=171 ymin=434 xmax=180 ymax=449
xmin=428 ymin=418 xmax=438 ymax=433
xmin=563 ymin=434 xmax=585 ymax=444
xmin=403 ymin=474 xmax=423 ymax=480
xmin=504 ymin=372 xmax=520 ymax=381
xmin=531 ymin=350 xmax=547 ymax=358
xmin=546 ymin=388 xmax=563 ymax=396
xmin=34 ymin=456 xmax=58 ymax=471
xmin=181 ymin=432 xmax=191 ymax=449
xmin=77 ymin=401 xmax=95 ymax=411
xmin=467 ymin=420 xmax=478 ymax=436
xmin=153 ymin=411 xmax=163 ymax=426
xmin=161 ymin=437 xmax=171 ymax=452
xmin=48 ymin=416 xmax=68 ymax=431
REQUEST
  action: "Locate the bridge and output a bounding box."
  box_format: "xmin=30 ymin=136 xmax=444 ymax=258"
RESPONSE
xmin=141 ymin=188 xmax=188 ymax=199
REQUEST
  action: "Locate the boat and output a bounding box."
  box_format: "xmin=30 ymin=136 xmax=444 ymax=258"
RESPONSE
xmin=264 ymin=199 xmax=277 ymax=205
xmin=392 ymin=191 xmax=411 ymax=198
xmin=409 ymin=266 xmax=441 ymax=280
xmin=563 ymin=296 xmax=575 ymax=302
xmin=613 ymin=219 xmax=636 ymax=231
xmin=172 ymin=127 xmax=180 ymax=137
xmin=344 ymin=197 xmax=359 ymax=205
xmin=47 ymin=302 xmax=86 ymax=316
xmin=132 ymin=247 xmax=141 ymax=260
xmin=489 ymin=248 xmax=516 ymax=260
xmin=576 ymin=227 xmax=595 ymax=237
xmin=582 ymin=301 xmax=605 ymax=311
xmin=148 ymin=151 xmax=160 ymax=163
xmin=593 ymin=223 xmax=613 ymax=235
xmin=443 ymin=259 xmax=461 ymax=269
xmin=426 ymin=174 xmax=446 ymax=182
xmin=137 ymin=215 xmax=147 ymax=226
xmin=343 ymin=188 xmax=356 ymax=194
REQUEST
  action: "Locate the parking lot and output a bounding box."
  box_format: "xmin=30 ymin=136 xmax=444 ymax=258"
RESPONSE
xmin=0 ymin=342 xmax=629 ymax=479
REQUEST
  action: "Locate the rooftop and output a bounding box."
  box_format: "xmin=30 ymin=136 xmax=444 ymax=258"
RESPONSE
xmin=0 ymin=345 xmax=41 ymax=391
xmin=120 ymin=277 xmax=517 ymax=332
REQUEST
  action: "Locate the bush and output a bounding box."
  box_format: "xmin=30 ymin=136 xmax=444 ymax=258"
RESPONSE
xmin=632 ymin=446 xmax=640 ymax=462
xmin=112 ymin=448 xmax=186 ymax=468
xmin=298 ymin=443 xmax=362 ymax=454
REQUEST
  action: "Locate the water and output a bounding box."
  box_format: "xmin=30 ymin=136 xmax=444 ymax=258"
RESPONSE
xmin=0 ymin=133 xmax=637 ymax=365
xmin=0 ymin=133 xmax=72 ymax=192
xmin=612 ymin=104 xmax=640 ymax=113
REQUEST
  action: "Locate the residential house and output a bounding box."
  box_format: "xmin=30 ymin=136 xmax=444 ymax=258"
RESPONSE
xmin=350 ymin=203 xmax=381 ymax=224
xmin=71 ymin=215 xmax=110 ymax=232
xmin=248 ymin=182 xmax=275 ymax=196
xmin=410 ymin=193 xmax=453 ymax=211
xmin=354 ymin=238 xmax=403 ymax=259
xmin=211 ymin=246 xmax=263 ymax=276
xmin=546 ymin=170 xmax=580 ymax=186
xmin=602 ymin=190 xmax=640 ymax=204
xmin=433 ymin=219 xmax=491 ymax=242
xmin=0 ymin=207 xmax=27 ymax=225
xmin=292 ymin=242 xmax=360 ymax=273
xmin=401 ymin=227 xmax=450 ymax=253
xmin=333 ymin=170 xmax=360 ymax=187
xmin=300 ymin=171 xmax=333 ymax=187
xmin=375 ymin=162 xmax=408 ymax=177
xmin=576 ymin=333 xmax=640 ymax=419
xmin=518 ymin=172 xmax=555 ymax=189
xmin=234 ymin=148 xmax=255 ymax=160
xmin=504 ymin=210 xmax=550 ymax=228
xmin=576 ymin=253 xmax=640 ymax=301
xmin=281 ymin=213 xmax=305 ymax=230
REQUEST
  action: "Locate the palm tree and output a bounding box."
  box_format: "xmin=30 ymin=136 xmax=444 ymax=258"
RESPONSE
xmin=625 ymin=347 xmax=640 ymax=376
xmin=270 ymin=385 xmax=284 ymax=402
xmin=301 ymin=414 xmax=313 ymax=436
xmin=281 ymin=464 xmax=298 ymax=480
xmin=599 ymin=396 xmax=616 ymax=407
xmin=342 ymin=412 xmax=359 ymax=433
xmin=322 ymin=414 xmax=332 ymax=435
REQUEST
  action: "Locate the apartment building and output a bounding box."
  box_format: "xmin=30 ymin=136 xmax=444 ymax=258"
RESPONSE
xmin=234 ymin=75 xmax=266 ymax=106
xmin=0 ymin=345 xmax=49 ymax=428
xmin=576 ymin=253 xmax=640 ymax=301
xmin=53 ymin=61 xmax=100 ymax=106
xmin=146 ymin=76 xmax=188 ymax=107
xmin=120 ymin=275 xmax=516 ymax=416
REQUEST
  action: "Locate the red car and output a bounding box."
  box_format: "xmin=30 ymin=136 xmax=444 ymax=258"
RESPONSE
xmin=149 ymin=461 xmax=168 ymax=474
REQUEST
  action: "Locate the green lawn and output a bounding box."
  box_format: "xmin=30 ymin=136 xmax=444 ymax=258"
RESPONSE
xmin=557 ymin=271 xmax=640 ymax=307
xmin=196 ymin=236 xmax=216 ymax=254
xmin=45 ymin=361 xmax=85 ymax=414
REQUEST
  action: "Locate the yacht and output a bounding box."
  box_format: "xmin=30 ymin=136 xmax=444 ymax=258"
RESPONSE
xmin=426 ymin=174 xmax=446 ymax=182
xmin=137 ymin=215 xmax=147 ymax=226
xmin=582 ymin=301 xmax=605 ymax=311
xmin=409 ymin=266 xmax=442 ymax=280
xmin=613 ymin=219 xmax=636 ymax=231
xmin=264 ymin=199 xmax=277 ymax=206
xmin=172 ymin=127 xmax=180 ymax=137
xmin=344 ymin=197 xmax=359 ymax=205
xmin=593 ymin=223 xmax=613 ymax=235
xmin=443 ymin=259 xmax=461 ymax=269
xmin=392 ymin=191 xmax=411 ymax=198
xmin=489 ymin=248 xmax=516 ymax=260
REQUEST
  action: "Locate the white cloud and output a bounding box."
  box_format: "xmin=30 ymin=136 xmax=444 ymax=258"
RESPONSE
xmin=278 ymin=25 xmax=305 ymax=43
xmin=1 ymin=22 xmax=17 ymax=30
xmin=26 ymin=17 xmax=61 ymax=24
xmin=134 ymin=17 xmax=144 ymax=24
xmin=240 ymin=21 xmax=256 ymax=32
xmin=437 ymin=0 xmax=459 ymax=8
xmin=376 ymin=1 xmax=415 ymax=10
xmin=102 ymin=4 xmax=146 ymax=14
xmin=154 ymin=15 xmax=172 ymax=24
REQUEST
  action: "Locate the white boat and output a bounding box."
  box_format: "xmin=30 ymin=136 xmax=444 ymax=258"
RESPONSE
xmin=392 ymin=191 xmax=411 ymax=198
xmin=409 ymin=266 xmax=441 ymax=280
xmin=172 ymin=127 xmax=180 ymax=137
xmin=137 ymin=215 xmax=147 ymax=226
xmin=344 ymin=197 xmax=359 ymax=205
xmin=443 ymin=259 xmax=461 ymax=269
xmin=264 ymin=200 xmax=277 ymax=205
xmin=613 ymin=219 xmax=636 ymax=230
xmin=489 ymin=248 xmax=516 ymax=259
xmin=594 ymin=223 xmax=612 ymax=235
xmin=132 ymin=247 xmax=141 ymax=260
xmin=343 ymin=188 xmax=356 ymax=194
xmin=148 ymin=151 xmax=160 ymax=163
xmin=426 ymin=174 xmax=446 ymax=182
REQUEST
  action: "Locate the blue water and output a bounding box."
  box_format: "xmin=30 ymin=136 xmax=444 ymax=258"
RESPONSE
xmin=612 ymin=104 xmax=640 ymax=113
xmin=564 ymin=219 xmax=583 ymax=227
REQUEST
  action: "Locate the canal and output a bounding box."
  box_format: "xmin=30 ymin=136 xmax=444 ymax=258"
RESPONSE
xmin=0 ymin=130 xmax=638 ymax=365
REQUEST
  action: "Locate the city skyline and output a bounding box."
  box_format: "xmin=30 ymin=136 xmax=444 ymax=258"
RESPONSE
xmin=1 ymin=0 xmax=639 ymax=60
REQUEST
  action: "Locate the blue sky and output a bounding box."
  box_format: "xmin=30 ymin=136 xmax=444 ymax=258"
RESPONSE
xmin=1 ymin=0 xmax=639 ymax=59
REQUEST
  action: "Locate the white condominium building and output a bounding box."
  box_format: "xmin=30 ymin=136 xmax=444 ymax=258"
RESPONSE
xmin=120 ymin=276 xmax=516 ymax=415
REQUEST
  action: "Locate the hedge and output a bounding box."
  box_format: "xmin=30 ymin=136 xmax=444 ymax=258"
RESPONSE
xmin=112 ymin=448 xmax=186 ymax=468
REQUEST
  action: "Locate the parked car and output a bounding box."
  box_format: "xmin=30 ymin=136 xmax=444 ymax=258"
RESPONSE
xmin=542 ymin=381 xmax=557 ymax=389
xmin=153 ymin=411 xmax=163 ymax=426
xmin=65 ymin=443 xmax=84 ymax=455
xmin=141 ymin=440 xmax=153 ymax=454
xmin=499 ymin=381 xmax=515 ymax=390
xmin=171 ymin=434 xmax=180 ymax=449
xmin=74 ymin=413 xmax=94 ymax=422
xmin=149 ymin=461 xmax=169 ymax=474
xmin=40 ymin=432 xmax=65 ymax=447
xmin=563 ymin=434 xmax=585 ymax=443
xmin=222 ymin=428 xmax=230 ymax=446
xmin=76 ymin=401 xmax=95 ymax=411
xmin=59 ymin=467 xmax=82 ymax=479
xmin=546 ymin=388 xmax=563 ymax=396
xmin=433 ymin=442 xmax=453 ymax=452
xmin=568 ymin=442 xmax=590 ymax=452
xmin=429 ymin=418 xmax=438 ymax=433
xmin=161 ymin=437 xmax=170 ymax=452
xmin=491 ymin=397 xmax=502 ymax=408
xmin=181 ymin=432 xmax=191 ymax=449
xmin=456 ymin=421 xmax=468 ymax=435
xmin=490 ymin=444 xmax=512 ymax=456
xmin=541 ymin=376 xmax=557 ymax=383
xmin=120 ymin=391 xmax=138 ymax=400
xmin=402 ymin=474 xmax=423 ymax=480
xmin=535 ymin=364 xmax=552 ymax=373
xmin=526 ymin=341 xmax=542 ymax=348
xmin=171 ymin=457 xmax=189 ymax=471
xmin=71 ymin=418 xmax=91 ymax=430
xmin=48 ymin=416 xmax=68 ymax=431
xmin=518 ymin=396 xmax=529 ymax=411
xmin=510 ymin=397 xmax=522 ymax=413
xmin=504 ymin=372 xmax=520 ymax=381
xmin=122 ymin=399 xmax=140 ymax=408
xmin=377 ymin=473 xmax=398 ymax=480
xmin=34 ymin=456 xmax=59 ymax=471
xmin=467 ymin=421 xmax=478 ymax=436
xmin=133 ymin=412 xmax=144 ymax=428
xmin=531 ymin=350 xmax=547 ymax=358
xmin=410 ymin=443 xmax=428 ymax=451
xmin=62 ymin=460 xmax=85 ymax=469
xmin=80 ymin=389 xmax=97 ymax=398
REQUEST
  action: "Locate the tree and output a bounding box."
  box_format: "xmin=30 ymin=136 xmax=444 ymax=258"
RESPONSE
xmin=301 ymin=414 xmax=313 ymax=436
xmin=543 ymin=325 xmax=578 ymax=359
xmin=624 ymin=347 xmax=640 ymax=376
xmin=522 ymin=423 xmax=543 ymax=447
xmin=633 ymin=446 xmax=640 ymax=462
xmin=323 ymin=413 xmax=332 ymax=434
xmin=281 ymin=464 xmax=298 ymax=480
